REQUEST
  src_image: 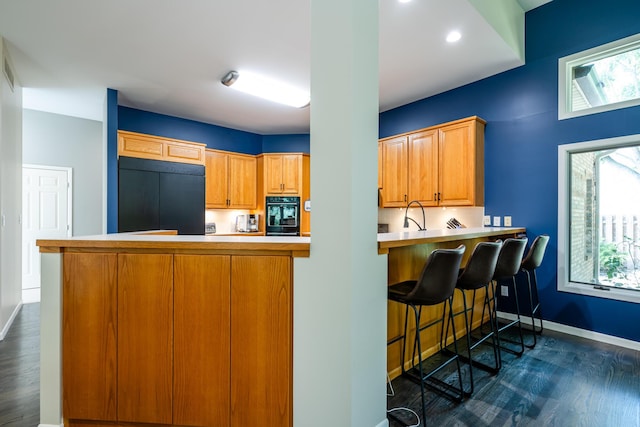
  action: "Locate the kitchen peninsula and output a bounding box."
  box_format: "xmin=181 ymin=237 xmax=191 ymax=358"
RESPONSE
xmin=37 ymin=227 xmax=523 ymax=426
xmin=38 ymin=232 xmax=309 ymax=427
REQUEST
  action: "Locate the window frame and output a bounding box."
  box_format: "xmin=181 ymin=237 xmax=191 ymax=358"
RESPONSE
xmin=558 ymin=133 xmax=640 ymax=304
xmin=558 ymin=33 xmax=640 ymax=120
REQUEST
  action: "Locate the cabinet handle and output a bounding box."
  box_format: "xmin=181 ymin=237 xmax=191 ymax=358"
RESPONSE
xmin=404 ymin=194 xmax=407 ymax=202
xmin=437 ymin=192 xmax=441 ymax=201
xmin=434 ymin=193 xmax=437 ymax=200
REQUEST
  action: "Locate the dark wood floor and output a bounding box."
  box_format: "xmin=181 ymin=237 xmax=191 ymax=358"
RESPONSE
xmin=0 ymin=303 xmax=39 ymax=427
xmin=0 ymin=305 xmax=638 ymax=427
xmin=388 ymin=325 xmax=640 ymax=427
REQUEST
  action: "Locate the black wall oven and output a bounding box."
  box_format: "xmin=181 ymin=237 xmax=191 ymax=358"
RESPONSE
xmin=265 ymin=196 xmax=300 ymax=236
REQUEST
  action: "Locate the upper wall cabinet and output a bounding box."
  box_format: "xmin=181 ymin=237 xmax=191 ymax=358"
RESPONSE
xmin=118 ymin=131 xmax=206 ymax=166
xmin=263 ymin=154 xmax=303 ymax=195
xmin=378 ymin=116 xmax=485 ymax=208
xmin=206 ymin=149 xmax=257 ymax=209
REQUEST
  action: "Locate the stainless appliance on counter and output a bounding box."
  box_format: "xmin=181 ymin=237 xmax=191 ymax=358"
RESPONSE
xmin=236 ymin=214 xmax=260 ymax=232
xmin=265 ymin=196 xmax=300 ymax=236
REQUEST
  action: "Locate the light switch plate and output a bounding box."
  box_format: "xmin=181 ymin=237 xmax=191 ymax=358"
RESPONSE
xmin=501 ymin=285 xmax=509 ymax=297
xmin=504 ymin=216 xmax=512 ymax=226
xmin=483 ymin=215 xmax=491 ymax=226
xmin=493 ymin=216 xmax=501 ymax=227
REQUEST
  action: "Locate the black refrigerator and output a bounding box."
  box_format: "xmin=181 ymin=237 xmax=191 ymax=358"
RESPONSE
xmin=118 ymin=156 xmax=205 ymax=235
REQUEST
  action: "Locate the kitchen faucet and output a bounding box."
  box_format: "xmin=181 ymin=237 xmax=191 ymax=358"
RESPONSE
xmin=403 ymin=200 xmax=426 ymax=231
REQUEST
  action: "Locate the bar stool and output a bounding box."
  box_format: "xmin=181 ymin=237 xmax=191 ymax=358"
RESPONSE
xmin=444 ymin=241 xmax=502 ymax=396
xmin=491 ymin=237 xmax=528 ymax=359
xmin=387 ymin=245 xmax=465 ymax=422
xmin=520 ymin=234 xmax=550 ymax=348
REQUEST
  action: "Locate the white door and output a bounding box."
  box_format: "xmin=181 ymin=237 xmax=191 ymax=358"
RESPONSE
xmin=22 ymin=165 xmax=72 ymax=303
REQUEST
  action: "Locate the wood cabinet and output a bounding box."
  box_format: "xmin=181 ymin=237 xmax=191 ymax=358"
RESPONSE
xmin=62 ymin=253 xmax=117 ymax=422
xmin=263 ymin=154 xmax=302 ymax=195
xmin=206 ymin=149 xmax=257 ymax=209
xmin=378 ymin=116 xmax=485 ymax=208
xmin=62 ymin=252 xmax=292 ymax=427
xmin=118 ymin=130 xmax=206 ymax=166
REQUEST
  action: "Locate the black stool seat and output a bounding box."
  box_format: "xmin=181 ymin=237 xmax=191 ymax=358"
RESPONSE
xmin=520 ymin=234 xmax=549 ymax=348
xmin=443 ymin=241 xmax=502 ymax=396
xmin=492 ymin=237 xmax=528 ymax=358
xmin=388 ymin=244 xmax=466 ymax=423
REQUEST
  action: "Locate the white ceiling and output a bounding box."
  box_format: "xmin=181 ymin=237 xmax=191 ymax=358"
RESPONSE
xmin=0 ymin=0 xmax=550 ymax=135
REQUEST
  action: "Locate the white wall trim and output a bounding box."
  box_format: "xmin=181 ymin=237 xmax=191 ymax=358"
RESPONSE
xmin=38 ymin=424 xmax=62 ymax=427
xmin=497 ymin=311 xmax=640 ymax=351
xmin=0 ymin=302 xmax=22 ymax=341
xmin=377 ymin=419 xmax=390 ymax=427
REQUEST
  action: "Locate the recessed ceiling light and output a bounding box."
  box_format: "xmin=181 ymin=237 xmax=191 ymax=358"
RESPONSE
xmin=398 ymin=0 xmax=412 ymax=3
xmin=221 ymin=70 xmax=310 ymax=108
xmin=446 ymin=31 xmax=462 ymax=43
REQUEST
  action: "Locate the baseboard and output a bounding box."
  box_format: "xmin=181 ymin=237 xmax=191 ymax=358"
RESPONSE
xmin=497 ymin=311 xmax=640 ymax=351
xmin=0 ymin=302 xmax=23 ymax=341
xmin=377 ymin=418 xmax=390 ymax=427
xmin=38 ymin=424 xmax=62 ymax=427
xmin=23 ymin=287 xmax=41 ymax=303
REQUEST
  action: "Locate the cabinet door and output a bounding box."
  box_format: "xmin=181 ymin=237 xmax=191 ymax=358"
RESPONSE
xmin=378 ymin=142 xmax=383 ymax=190
xmin=117 ymin=254 xmax=173 ymax=424
xmin=174 ymin=255 xmax=231 ymax=427
xmin=380 ymin=136 xmax=408 ymax=207
xmin=281 ymin=154 xmax=301 ymax=194
xmin=408 ymin=129 xmax=439 ymax=206
xmin=231 ymin=256 xmax=292 ymax=427
xmin=63 ymin=253 xmax=117 ymax=421
xmin=228 ymin=155 xmax=257 ymax=209
xmin=206 ymin=150 xmax=230 ymax=208
xmin=439 ymin=121 xmax=475 ymax=206
xmin=265 ymin=155 xmax=284 ymax=194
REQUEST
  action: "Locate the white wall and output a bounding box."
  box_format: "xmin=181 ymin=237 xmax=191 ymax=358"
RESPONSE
xmin=0 ymin=37 xmax=23 ymax=339
xmin=23 ymin=109 xmax=104 ymax=236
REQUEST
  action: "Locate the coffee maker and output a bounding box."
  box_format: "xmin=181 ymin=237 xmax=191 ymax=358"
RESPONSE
xmin=248 ymin=214 xmax=259 ymax=232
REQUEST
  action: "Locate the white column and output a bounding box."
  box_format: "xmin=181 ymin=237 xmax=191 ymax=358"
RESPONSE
xmin=294 ymin=0 xmax=388 ymax=426
xmin=40 ymin=252 xmax=62 ymax=427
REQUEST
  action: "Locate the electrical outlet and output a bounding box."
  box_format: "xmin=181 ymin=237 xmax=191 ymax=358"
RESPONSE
xmin=504 ymin=216 xmax=512 ymax=227
xmin=493 ymin=216 xmax=501 ymax=227
xmin=483 ymin=215 xmax=491 ymax=226
xmin=501 ymin=285 xmax=509 ymax=297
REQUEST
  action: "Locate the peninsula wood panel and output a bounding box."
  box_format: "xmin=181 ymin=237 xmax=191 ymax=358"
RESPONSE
xmin=62 ymin=253 xmax=117 ymax=422
xmin=174 ymin=255 xmax=231 ymax=427
xmin=117 ymin=254 xmax=173 ymax=424
xmin=230 ymin=256 xmax=292 ymax=427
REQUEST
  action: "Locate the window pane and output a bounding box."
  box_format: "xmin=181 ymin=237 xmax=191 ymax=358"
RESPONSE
xmin=571 ymin=45 xmax=640 ymax=112
xmin=569 ymin=145 xmax=640 ymax=291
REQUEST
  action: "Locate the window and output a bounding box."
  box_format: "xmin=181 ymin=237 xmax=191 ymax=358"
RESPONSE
xmin=558 ymin=134 xmax=640 ymax=303
xmin=559 ymin=33 xmax=640 ymax=120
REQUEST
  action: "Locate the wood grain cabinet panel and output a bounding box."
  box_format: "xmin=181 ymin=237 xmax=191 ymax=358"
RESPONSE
xmin=206 ymin=149 xmax=257 ymax=209
xmin=62 ymin=253 xmax=117 ymax=421
xmin=117 ymin=254 xmax=173 ymax=424
xmin=264 ymin=154 xmax=301 ymax=195
xmin=118 ymin=130 xmax=205 ymax=166
xmin=174 ymin=255 xmax=231 ymax=427
xmin=230 ymin=256 xmax=292 ymax=427
xmin=378 ymin=116 xmax=485 ymax=208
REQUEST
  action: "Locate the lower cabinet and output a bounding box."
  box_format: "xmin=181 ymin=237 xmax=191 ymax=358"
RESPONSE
xmin=62 ymin=252 xmax=291 ymax=427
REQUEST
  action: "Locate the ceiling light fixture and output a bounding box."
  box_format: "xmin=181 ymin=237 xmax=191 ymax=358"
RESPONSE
xmin=398 ymin=0 xmax=412 ymax=3
xmin=221 ymin=70 xmax=310 ymax=108
xmin=446 ymin=31 xmax=462 ymax=43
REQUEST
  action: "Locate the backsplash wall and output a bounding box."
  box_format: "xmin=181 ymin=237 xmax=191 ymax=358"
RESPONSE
xmin=378 ymin=206 xmax=485 ymax=233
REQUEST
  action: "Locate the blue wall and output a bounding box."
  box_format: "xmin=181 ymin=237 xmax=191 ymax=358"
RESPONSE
xmin=106 ymin=89 xmax=118 ymax=233
xmin=379 ymin=0 xmax=640 ymax=342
